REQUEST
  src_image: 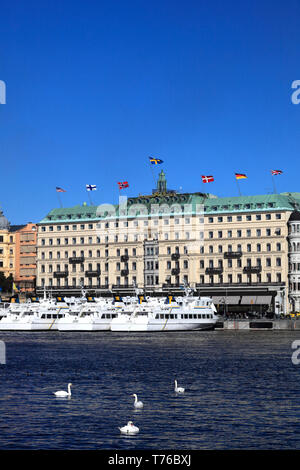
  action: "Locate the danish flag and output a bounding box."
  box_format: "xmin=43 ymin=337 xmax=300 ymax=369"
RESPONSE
xmin=201 ymin=175 xmax=214 ymax=183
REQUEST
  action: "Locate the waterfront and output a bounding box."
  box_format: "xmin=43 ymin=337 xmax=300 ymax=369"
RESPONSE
xmin=0 ymin=330 xmax=300 ymax=450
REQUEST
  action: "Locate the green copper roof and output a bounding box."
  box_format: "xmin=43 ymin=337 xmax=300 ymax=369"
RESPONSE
xmin=39 ymin=192 xmax=300 ymax=224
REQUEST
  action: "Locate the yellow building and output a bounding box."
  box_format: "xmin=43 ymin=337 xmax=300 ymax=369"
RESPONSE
xmin=0 ymin=211 xmax=16 ymax=279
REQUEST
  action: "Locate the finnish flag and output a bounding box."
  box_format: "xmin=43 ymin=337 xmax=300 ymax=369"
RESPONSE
xmin=86 ymin=184 xmax=97 ymax=191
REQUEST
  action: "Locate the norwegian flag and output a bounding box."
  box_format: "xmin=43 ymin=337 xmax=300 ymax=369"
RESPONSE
xmin=271 ymin=170 xmax=283 ymax=175
xmin=117 ymin=181 xmax=129 ymax=189
xmin=201 ymin=175 xmax=214 ymax=183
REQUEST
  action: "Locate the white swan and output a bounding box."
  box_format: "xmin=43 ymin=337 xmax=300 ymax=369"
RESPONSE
xmin=119 ymin=421 xmax=139 ymax=435
xmin=132 ymin=393 xmax=144 ymax=409
xmin=53 ymin=383 xmax=72 ymax=398
xmin=174 ymin=379 xmax=185 ymax=393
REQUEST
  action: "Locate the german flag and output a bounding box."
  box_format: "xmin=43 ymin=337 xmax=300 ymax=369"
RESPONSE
xmin=235 ymin=173 xmax=247 ymax=179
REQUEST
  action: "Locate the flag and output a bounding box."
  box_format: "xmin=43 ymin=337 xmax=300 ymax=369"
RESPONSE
xmin=235 ymin=173 xmax=247 ymax=179
xmin=201 ymin=175 xmax=214 ymax=183
xmin=149 ymin=156 xmax=163 ymax=165
xmin=86 ymin=184 xmax=97 ymax=191
xmin=271 ymin=170 xmax=283 ymax=175
xmin=118 ymin=181 xmax=129 ymax=189
xmin=56 ymin=187 xmax=66 ymax=192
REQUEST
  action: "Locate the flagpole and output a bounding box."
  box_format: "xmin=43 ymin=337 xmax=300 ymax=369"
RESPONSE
xmin=56 ymin=192 xmax=63 ymax=208
xmin=150 ymin=164 xmax=157 ymax=189
xmin=87 ymin=191 xmax=93 ymax=205
xmin=235 ymin=178 xmax=242 ymax=196
xmin=271 ymin=174 xmax=277 ymax=194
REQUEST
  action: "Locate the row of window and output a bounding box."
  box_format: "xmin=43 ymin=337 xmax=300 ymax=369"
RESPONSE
xmin=206 ymin=242 xmax=282 ymax=253
xmin=201 ymin=257 xmax=282 ymax=268
xmin=41 ymin=211 xmax=283 ymax=232
xmin=208 ymin=228 xmax=281 ymax=238
xmin=39 ymin=272 xmax=282 ymax=287
xmin=40 ymin=248 xmax=137 ymax=260
xmin=208 ymin=213 xmax=282 ymax=223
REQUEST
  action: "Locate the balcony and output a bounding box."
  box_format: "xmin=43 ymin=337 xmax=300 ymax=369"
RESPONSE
xmin=53 ymin=271 xmax=68 ymax=278
xmin=205 ymin=267 xmax=223 ymax=275
xmin=69 ymin=256 xmax=84 ymax=264
xmin=171 ymin=268 xmax=180 ymax=276
xmin=85 ymin=270 xmax=101 ymax=277
xmin=224 ymin=251 xmax=242 ymax=259
xmin=243 ymin=266 xmax=262 ymax=274
xmin=121 ymin=255 xmax=129 ymax=262
xmin=171 ymin=253 xmax=180 ymax=261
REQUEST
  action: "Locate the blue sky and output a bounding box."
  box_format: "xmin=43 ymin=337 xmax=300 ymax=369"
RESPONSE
xmin=1 ymin=0 xmax=300 ymax=224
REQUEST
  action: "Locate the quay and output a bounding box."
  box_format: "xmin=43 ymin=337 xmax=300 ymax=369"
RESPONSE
xmin=215 ymin=318 xmax=300 ymax=330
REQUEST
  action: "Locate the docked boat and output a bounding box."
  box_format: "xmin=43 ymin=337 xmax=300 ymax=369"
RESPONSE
xmin=110 ymin=291 xmax=218 ymax=332
xmin=0 ymin=306 xmax=69 ymax=330
xmin=57 ymin=296 xmax=125 ymax=331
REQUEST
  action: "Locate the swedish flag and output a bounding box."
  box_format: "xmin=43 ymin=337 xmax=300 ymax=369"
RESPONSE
xmin=149 ymin=156 xmax=163 ymax=165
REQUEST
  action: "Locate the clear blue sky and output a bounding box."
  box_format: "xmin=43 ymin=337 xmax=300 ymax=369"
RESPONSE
xmin=1 ymin=0 xmax=300 ymax=224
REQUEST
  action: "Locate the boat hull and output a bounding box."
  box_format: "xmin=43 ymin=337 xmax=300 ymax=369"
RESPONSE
xmin=110 ymin=318 xmax=217 ymax=332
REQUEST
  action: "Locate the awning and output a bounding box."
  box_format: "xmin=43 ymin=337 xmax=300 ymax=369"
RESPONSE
xmin=212 ymin=295 xmax=241 ymax=304
xmin=241 ymin=295 xmax=272 ymax=305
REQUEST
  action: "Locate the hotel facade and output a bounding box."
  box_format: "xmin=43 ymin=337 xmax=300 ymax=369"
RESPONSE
xmin=36 ymin=172 xmax=300 ymax=314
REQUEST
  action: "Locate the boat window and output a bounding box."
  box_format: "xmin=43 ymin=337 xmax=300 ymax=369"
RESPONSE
xmin=170 ymin=314 xmax=174 ymax=319
xmin=155 ymin=314 xmax=159 ymax=319
xmin=165 ymin=314 xmax=170 ymax=319
xmin=160 ymin=314 xmax=164 ymax=319
xmin=189 ymin=314 xmax=193 ymax=319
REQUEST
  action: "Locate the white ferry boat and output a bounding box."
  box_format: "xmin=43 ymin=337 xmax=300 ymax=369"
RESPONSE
xmin=110 ymin=290 xmax=218 ymax=332
xmin=57 ymin=295 xmax=125 ymax=331
xmin=0 ymin=306 xmax=69 ymax=330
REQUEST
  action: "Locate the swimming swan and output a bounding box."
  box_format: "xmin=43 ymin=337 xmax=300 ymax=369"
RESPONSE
xmin=119 ymin=421 xmax=139 ymax=434
xmin=132 ymin=393 xmax=144 ymax=409
xmin=54 ymin=383 xmax=72 ymax=397
xmin=174 ymin=379 xmax=185 ymax=393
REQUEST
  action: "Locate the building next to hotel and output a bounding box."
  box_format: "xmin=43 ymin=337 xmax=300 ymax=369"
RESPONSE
xmin=35 ymin=171 xmax=300 ymax=315
xmin=0 ymin=209 xmax=37 ymax=293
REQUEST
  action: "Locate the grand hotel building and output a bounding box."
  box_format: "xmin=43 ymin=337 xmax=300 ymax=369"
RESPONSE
xmin=36 ymin=171 xmax=300 ymax=314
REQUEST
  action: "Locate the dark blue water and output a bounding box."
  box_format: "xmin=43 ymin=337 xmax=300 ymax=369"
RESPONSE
xmin=0 ymin=330 xmax=300 ymax=450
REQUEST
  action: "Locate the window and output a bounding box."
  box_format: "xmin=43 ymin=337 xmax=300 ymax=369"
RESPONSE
xmin=256 ymin=214 xmax=261 ymax=220
xmin=257 ymin=243 xmax=261 ymax=252
xmin=237 ymin=230 xmax=242 ymax=238
xmin=266 ymin=229 xmax=271 ymax=236
xmin=209 ymin=231 xmax=213 ymax=239
xmin=246 ymin=229 xmax=251 ymax=237
xmin=266 ymin=258 xmax=271 ymax=267
xmin=227 ymin=230 xmax=232 ymax=238
xmin=256 ymin=229 xmax=261 ymax=237
xmin=266 ymin=214 xmax=271 ymax=220
xmin=227 ymin=216 xmax=232 ymax=222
